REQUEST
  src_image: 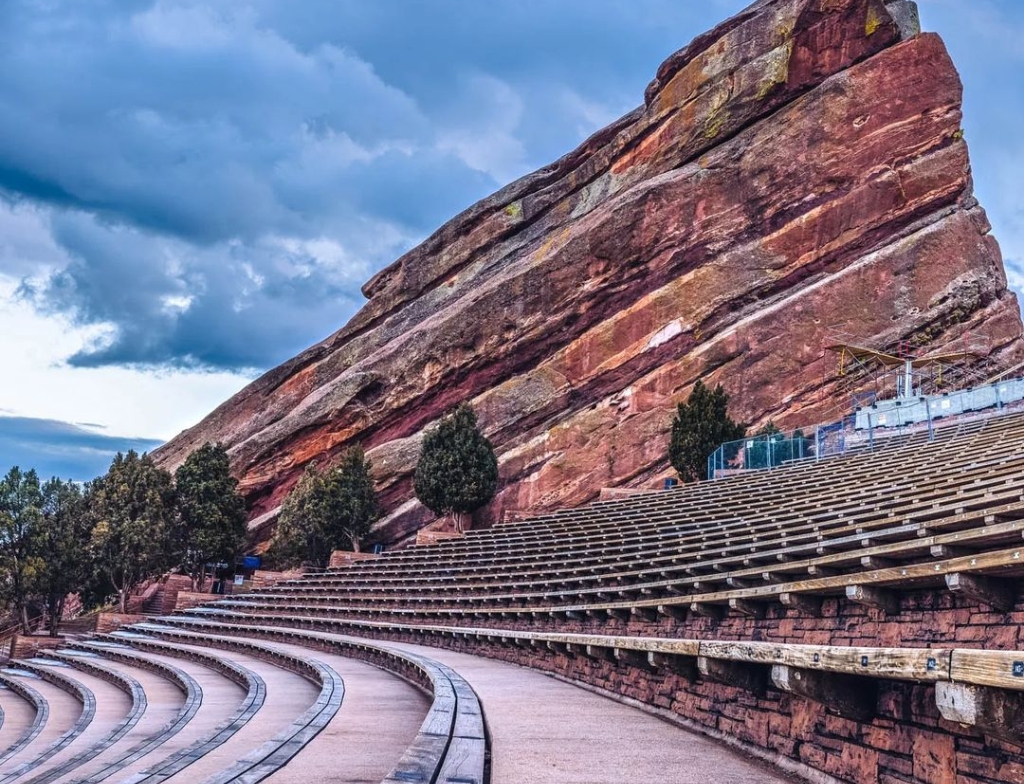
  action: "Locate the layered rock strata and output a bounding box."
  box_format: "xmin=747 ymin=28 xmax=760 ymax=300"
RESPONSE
xmin=154 ymin=0 xmax=1024 ymax=545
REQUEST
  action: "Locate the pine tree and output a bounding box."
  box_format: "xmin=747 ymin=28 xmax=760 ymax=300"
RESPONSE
xmin=413 ymin=404 xmax=498 ymax=532
xmin=0 ymin=467 xmax=44 ymax=632
xmin=668 ymin=381 xmax=746 ymax=483
xmin=270 ymin=446 xmax=380 ymax=568
xmin=175 ymin=443 xmax=247 ymax=590
xmin=35 ymin=478 xmax=89 ymax=636
xmin=324 ymin=446 xmax=379 ymax=552
xmin=86 ymin=451 xmax=177 ymax=612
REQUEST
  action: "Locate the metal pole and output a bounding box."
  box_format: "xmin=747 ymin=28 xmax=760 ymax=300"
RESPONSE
xmin=868 ymin=413 xmax=875 ymax=450
xmin=925 ymin=397 xmax=934 ymax=442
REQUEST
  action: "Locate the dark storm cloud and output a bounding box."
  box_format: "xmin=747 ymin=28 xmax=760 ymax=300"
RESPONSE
xmin=0 ymin=0 xmax=750 ymax=371
xmin=0 ymin=415 xmax=163 ymax=482
xmin=2 ymin=0 xmax=1019 ymax=373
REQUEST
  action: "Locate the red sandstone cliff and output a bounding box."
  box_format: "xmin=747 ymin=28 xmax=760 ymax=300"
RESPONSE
xmin=153 ymin=0 xmax=1024 ymax=545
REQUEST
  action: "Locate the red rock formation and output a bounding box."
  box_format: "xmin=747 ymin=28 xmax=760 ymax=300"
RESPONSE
xmin=153 ymin=0 xmax=1024 ymax=545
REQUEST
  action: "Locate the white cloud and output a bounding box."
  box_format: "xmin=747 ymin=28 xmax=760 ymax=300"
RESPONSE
xmin=0 ymin=274 xmax=251 ymax=440
xmin=436 ymin=74 xmax=530 ymax=184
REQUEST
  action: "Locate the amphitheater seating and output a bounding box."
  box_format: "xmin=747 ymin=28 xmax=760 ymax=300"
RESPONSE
xmin=156 ymin=410 xmax=1024 ymax=755
xmin=206 ymin=414 xmax=1024 ymax=630
xmin=4 ymin=410 xmax=1024 ymax=782
xmin=0 ymin=621 xmax=486 ymax=783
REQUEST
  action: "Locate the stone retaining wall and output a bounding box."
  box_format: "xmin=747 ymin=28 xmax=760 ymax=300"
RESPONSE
xmin=356 ymin=590 xmax=1024 ymax=784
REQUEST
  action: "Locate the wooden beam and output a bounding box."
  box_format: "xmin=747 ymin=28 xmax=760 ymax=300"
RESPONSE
xmin=771 ymin=665 xmax=876 ymax=721
xmin=935 ymin=682 xmax=1024 ymax=745
xmin=846 ymin=585 xmax=899 ymax=615
xmin=931 ymin=544 xmax=971 ymax=560
xmin=728 ymin=598 xmax=766 ymax=619
xmin=779 ymin=592 xmax=823 ymax=616
xmin=690 ymin=602 xmax=725 ymax=621
xmin=945 ymin=573 xmax=1016 ymax=613
xmin=807 ymin=565 xmax=838 ymax=578
xmin=658 ymin=604 xmax=688 ymax=621
xmin=697 ymin=657 xmax=767 ymax=695
xmin=860 ymin=556 xmax=896 ymax=569
xmin=632 ymin=607 xmax=660 ymax=623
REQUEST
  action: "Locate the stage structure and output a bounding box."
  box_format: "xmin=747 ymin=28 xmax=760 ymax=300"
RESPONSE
xmin=707 ymin=335 xmax=1024 ymax=479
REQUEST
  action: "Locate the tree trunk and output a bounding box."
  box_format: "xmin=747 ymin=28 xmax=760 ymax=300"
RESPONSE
xmin=19 ymin=603 xmax=30 ymax=635
xmin=47 ymin=596 xmax=57 ymax=637
xmin=48 ymin=594 xmax=65 ymax=637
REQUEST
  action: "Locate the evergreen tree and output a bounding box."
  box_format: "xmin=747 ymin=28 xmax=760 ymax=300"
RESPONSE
xmin=35 ymin=478 xmax=89 ymax=636
xmin=324 ymin=446 xmax=379 ymax=552
xmin=87 ymin=451 xmax=176 ymax=612
xmin=270 ymin=446 xmax=380 ymax=568
xmin=668 ymin=380 xmax=746 ymax=483
xmin=175 ymin=443 xmax=247 ymax=590
xmin=270 ymin=463 xmax=330 ymax=568
xmin=0 ymin=467 xmax=44 ymax=632
xmin=413 ymin=404 xmax=498 ymax=532
xmin=746 ymin=421 xmax=783 ymax=470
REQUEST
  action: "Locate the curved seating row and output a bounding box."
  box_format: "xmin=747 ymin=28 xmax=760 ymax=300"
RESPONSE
xmin=158 ymin=409 xmax=1024 ymax=754
xmin=0 ymin=621 xmax=488 ymax=784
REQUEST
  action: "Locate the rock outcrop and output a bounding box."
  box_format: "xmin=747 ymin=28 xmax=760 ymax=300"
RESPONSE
xmin=154 ymin=0 xmax=1024 ymax=545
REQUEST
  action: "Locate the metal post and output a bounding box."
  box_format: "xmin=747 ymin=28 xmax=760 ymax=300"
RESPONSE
xmin=925 ymin=397 xmax=934 ymax=442
xmin=868 ymin=413 xmax=875 ymax=450
xmin=815 ymin=425 xmax=822 ymax=461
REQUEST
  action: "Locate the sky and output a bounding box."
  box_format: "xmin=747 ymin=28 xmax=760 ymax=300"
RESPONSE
xmin=0 ymin=0 xmax=1021 ymax=482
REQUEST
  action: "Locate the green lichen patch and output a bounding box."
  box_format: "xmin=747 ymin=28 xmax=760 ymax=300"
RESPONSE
xmin=504 ymin=201 xmax=524 ymax=221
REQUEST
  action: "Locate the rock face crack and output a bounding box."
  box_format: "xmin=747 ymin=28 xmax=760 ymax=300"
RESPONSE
xmin=154 ymin=0 xmax=1024 ymax=547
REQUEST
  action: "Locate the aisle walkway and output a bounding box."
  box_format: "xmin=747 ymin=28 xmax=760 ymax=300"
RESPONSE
xmin=383 ymin=641 xmax=795 ymax=784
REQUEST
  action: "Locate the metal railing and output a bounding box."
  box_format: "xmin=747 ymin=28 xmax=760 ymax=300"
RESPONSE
xmin=707 ymin=377 xmax=1024 ymax=480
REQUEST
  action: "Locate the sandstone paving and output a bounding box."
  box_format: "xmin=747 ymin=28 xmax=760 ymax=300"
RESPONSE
xmin=155 ymin=644 xmax=318 ymax=783
xmin=255 ymin=640 xmax=431 ymax=784
xmin=16 ymin=662 xmax=133 ymax=781
xmin=383 ymin=641 xmax=796 ymax=784
xmin=95 ymin=649 xmax=247 ymax=784
xmin=0 ymin=674 xmax=82 ymax=775
xmin=0 ymin=691 xmax=36 ymax=757
xmin=46 ymin=656 xmax=186 ymax=783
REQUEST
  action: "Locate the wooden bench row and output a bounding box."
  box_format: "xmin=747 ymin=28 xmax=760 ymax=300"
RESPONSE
xmin=116 ymin=620 xmax=488 ymax=784
xmin=158 ymin=611 xmax=1024 ymax=744
xmin=57 ymin=644 xmax=204 ymax=784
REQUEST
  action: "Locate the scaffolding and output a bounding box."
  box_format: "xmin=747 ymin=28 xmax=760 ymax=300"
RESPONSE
xmin=706 ymin=333 xmax=1018 ymax=480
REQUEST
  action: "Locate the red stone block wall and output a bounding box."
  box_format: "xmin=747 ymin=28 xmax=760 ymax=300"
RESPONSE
xmin=345 ymin=590 xmax=1024 ymax=784
xmin=8 ymin=634 xmax=64 ymax=660
xmin=95 ymin=612 xmax=147 ymax=634
xmin=327 ymin=551 xmax=383 ymax=568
